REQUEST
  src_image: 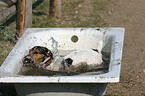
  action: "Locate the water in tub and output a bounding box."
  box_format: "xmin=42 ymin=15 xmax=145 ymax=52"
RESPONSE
xmin=19 ymin=37 xmax=110 ymax=76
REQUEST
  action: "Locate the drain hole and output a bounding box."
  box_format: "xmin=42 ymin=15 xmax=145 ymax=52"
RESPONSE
xmin=71 ymin=35 xmax=79 ymax=43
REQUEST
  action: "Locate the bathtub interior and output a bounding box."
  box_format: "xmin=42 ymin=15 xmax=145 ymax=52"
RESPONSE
xmin=0 ymin=28 xmax=124 ymax=83
xmin=18 ymin=37 xmax=112 ymax=76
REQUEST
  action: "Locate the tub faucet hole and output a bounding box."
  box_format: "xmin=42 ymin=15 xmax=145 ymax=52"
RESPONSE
xmin=71 ymin=35 xmax=79 ymax=43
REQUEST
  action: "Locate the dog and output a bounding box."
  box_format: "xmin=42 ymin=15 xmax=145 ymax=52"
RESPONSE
xmin=22 ymin=46 xmax=53 ymax=68
xmin=46 ymin=49 xmax=103 ymax=72
xmin=64 ymin=49 xmax=103 ymax=66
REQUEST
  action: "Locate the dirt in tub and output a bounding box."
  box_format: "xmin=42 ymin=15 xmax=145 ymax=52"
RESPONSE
xmin=18 ymin=51 xmax=110 ymax=76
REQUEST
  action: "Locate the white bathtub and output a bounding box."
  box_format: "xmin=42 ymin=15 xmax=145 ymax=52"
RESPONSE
xmin=0 ymin=28 xmax=124 ymax=96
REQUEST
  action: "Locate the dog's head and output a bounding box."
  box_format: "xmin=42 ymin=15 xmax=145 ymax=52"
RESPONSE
xmin=23 ymin=46 xmax=53 ymax=68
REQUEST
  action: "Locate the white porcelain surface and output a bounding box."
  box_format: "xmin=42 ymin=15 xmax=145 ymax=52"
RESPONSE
xmin=0 ymin=28 xmax=124 ymax=83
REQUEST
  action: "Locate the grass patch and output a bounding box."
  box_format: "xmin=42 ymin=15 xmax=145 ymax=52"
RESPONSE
xmin=0 ymin=41 xmax=15 ymax=65
xmin=0 ymin=26 xmax=16 ymax=65
xmin=32 ymin=0 xmax=109 ymax=28
xmin=0 ymin=3 xmax=7 ymax=11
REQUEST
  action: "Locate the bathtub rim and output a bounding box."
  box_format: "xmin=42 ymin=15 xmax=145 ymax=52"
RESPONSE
xmin=0 ymin=27 xmax=125 ymax=83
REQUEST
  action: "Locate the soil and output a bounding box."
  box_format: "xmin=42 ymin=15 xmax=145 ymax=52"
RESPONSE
xmin=104 ymin=0 xmax=145 ymax=95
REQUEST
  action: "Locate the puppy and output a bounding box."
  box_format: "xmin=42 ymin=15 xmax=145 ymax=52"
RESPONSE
xmin=46 ymin=49 xmax=103 ymax=72
xmin=22 ymin=46 xmax=53 ymax=68
xmin=64 ymin=49 xmax=103 ymax=66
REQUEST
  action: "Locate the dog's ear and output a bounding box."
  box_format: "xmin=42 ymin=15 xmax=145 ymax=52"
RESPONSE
xmin=35 ymin=46 xmax=48 ymax=54
xmin=29 ymin=49 xmax=33 ymax=53
xmin=29 ymin=46 xmax=39 ymax=53
xmin=65 ymin=58 xmax=73 ymax=67
xmin=29 ymin=46 xmax=48 ymax=54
